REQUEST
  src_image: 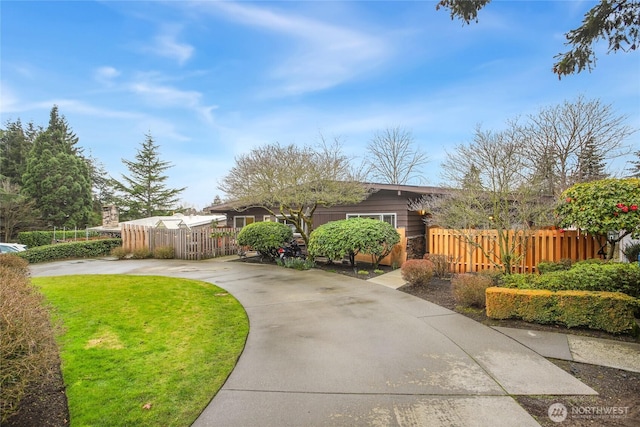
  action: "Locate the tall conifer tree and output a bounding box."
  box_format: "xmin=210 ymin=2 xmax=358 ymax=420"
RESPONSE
xmin=111 ymin=133 xmax=185 ymax=220
xmin=22 ymin=106 xmax=93 ymax=227
xmin=0 ymin=119 xmax=38 ymax=186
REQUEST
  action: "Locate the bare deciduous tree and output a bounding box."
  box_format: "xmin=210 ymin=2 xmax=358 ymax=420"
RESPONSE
xmin=219 ymin=139 xmax=368 ymax=245
xmin=365 ymin=127 xmax=428 ymax=185
xmin=523 ymin=96 xmax=634 ymax=197
xmin=436 ymin=126 xmax=553 ymax=273
xmin=0 ymin=178 xmax=42 ymax=241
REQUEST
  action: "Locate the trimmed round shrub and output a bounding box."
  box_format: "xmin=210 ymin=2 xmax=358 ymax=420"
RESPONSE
xmin=400 ymin=259 xmax=434 ymax=286
xmin=236 ymin=221 xmax=293 ymax=260
xmin=452 ymin=273 xmax=494 ymax=308
xmin=308 ymin=218 xmax=400 ymax=268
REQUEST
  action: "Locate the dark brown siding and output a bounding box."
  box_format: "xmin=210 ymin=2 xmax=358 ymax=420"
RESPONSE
xmin=210 ymin=188 xmax=434 ymax=237
xmin=314 ymin=189 xmax=426 ymax=236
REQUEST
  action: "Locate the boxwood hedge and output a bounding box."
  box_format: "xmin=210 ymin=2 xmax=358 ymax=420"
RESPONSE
xmin=18 ymin=239 xmax=122 ymax=264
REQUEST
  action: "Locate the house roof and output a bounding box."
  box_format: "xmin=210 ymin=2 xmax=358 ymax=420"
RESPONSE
xmin=120 ymin=213 xmax=225 ymax=229
xmin=205 ymin=183 xmax=449 ymax=213
xmin=365 ymin=183 xmax=449 ymax=196
xmin=205 ymin=201 xmax=244 ymax=213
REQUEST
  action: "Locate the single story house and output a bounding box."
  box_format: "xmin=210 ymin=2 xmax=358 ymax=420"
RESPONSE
xmin=205 ymin=183 xmax=449 ymax=259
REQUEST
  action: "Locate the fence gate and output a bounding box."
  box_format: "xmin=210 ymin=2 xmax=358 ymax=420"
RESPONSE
xmin=121 ymin=225 xmax=240 ymax=260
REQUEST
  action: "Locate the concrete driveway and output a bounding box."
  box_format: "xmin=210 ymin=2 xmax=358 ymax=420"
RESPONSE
xmin=31 ymin=258 xmax=596 ymax=426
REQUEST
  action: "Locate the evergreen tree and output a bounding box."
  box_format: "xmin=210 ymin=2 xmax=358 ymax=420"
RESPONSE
xmin=572 ymin=137 xmax=608 ymax=183
xmin=0 ymin=119 xmax=38 ymax=186
xmin=628 ymin=151 xmax=640 ymax=178
xmin=86 ymin=152 xmax=117 ymax=222
xmin=22 ymin=106 xmax=93 ymax=228
xmin=46 ymin=105 xmax=81 ymax=155
xmin=111 ymin=133 xmax=185 ymax=220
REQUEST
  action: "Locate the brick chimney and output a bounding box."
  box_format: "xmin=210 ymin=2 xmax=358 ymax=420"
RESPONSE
xmin=102 ymin=205 xmax=119 ymax=227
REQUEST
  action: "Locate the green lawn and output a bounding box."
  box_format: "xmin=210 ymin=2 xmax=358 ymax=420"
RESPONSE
xmin=34 ymin=275 xmax=248 ymax=427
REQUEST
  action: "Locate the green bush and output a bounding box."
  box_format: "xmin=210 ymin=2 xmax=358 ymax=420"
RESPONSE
xmin=452 ymin=273 xmax=493 ymax=308
xmin=277 ymin=257 xmax=315 ymax=270
xmin=1 ymin=256 xmax=58 ymax=422
xmin=153 ymin=246 xmax=175 ymax=259
xmin=237 ymin=221 xmax=293 ymax=260
xmin=501 ymin=273 xmax=539 ymax=289
xmin=623 ymin=242 xmax=640 ymax=263
xmin=424 ymin=253 xmax=453 ymax=278
xmin=308 ymin=218 xmax=400 ymax=268
xmin=18 ymin=230 xmax=101 ymax=248
xmin=501 ymin=262 xmax=640 ymax=299
xmin=477 ymin=269 xmax=505 ymax=286
xmin=18 ymin=239 xmax=122 ymax=264
xmin=400 ymin=259 xmax=434 ymax=286
xmin=536 ymin=259 xmax=572 ymax=274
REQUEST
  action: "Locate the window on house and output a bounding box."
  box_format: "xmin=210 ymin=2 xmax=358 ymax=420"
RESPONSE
xmin=346 ymin=213 xmax=397 ymax=227
xmin=234 ymin=216 xmax=255 ymax=228
xmin=265 ymin=215 xmax=299 ymax=233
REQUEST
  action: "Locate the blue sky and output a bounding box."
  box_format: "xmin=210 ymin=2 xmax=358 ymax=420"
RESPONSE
xmin=2 ymin=0 xmax=639 ymax=209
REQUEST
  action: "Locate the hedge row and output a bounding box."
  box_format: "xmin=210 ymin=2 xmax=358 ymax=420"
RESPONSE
xmin=18 ymin=230 xmax=101 ymax=248
xmin=486 ymin=287 xmax=639 ymax=334
xmin=502 ymin=262 xmax=640 ymax=298
xmin=0 ymin=255 xmax=59 ymax=422
xmin=18 ymin=239 xmax=122 ymax=264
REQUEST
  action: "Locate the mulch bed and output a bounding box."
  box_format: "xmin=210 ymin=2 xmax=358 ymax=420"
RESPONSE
xmin=398 ymin=276 xmax=640 ymax=427
xmin=4 ymin=356 xmax=69 ymax=427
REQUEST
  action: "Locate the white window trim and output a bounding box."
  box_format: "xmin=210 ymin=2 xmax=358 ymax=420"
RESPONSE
xmin=346 ymin=213 xmax=397 ymax=228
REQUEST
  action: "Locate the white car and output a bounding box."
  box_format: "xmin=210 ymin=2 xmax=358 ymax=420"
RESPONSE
xmin=0 ymin=243 xmax=27 ymax=253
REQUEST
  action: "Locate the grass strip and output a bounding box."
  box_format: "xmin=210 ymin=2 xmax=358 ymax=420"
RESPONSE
xmin=34 ymin=275 xmax=248 ymax=426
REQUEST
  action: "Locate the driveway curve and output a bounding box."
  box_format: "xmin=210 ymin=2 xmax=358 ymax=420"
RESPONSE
xmin=31 ymin=258 xmax=596 ymax=427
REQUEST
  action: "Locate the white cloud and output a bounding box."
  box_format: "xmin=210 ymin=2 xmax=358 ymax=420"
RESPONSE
xmin=148 ymin=26 xmax=194 ymax=65
xmin=94 ymin=66 xmax=121 ymax=85
xmin=0 ymin=83 xmax=20 ymax=114
xmin=198 ymin=1 xmax=391 ymax=96
xmin=128 ymin=81 xmax=217 ymax=124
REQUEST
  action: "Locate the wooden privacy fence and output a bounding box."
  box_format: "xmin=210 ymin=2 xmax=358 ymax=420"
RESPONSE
xmin=121 ymin=224 xmax=240 ymax=260
xmin=428 ymin=227 xmax=606 ymax=274
xmin=354 ymin=227 xmax=407 ymax=267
